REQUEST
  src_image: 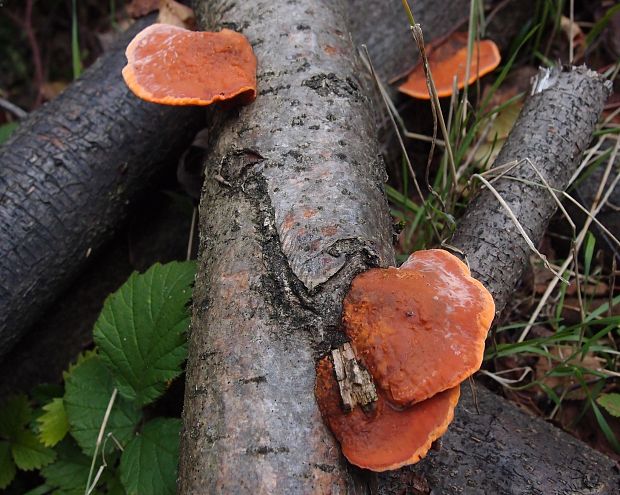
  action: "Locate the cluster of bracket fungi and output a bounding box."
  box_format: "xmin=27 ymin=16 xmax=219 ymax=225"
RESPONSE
xmin=119 ymin=23 xmax=497 ymax=475
xmin=315 ymin=249 xmax=495 ymax=471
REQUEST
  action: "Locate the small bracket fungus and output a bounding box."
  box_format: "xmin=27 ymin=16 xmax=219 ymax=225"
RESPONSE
xmin=315 ymin=356 xmax=460 ymax=472
xmin=122 ymin=24 xmax=257 ymax=106
xmin=398 ymin=32 xmax=500 ymax=99
xmin=344 ymin=249 xmax=495 ymax=406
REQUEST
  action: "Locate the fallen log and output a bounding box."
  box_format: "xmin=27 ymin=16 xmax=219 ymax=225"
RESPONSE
xmin=180 ymin=1 xmax=617 ymax=494
xmin=347 ymin=0 xmax=468 ymax=83
xmin=451 ymin=66 xmax=613 ymax=315
xmin=0 ymin=193 xmax=194 ymax=397
xmin=179 ymin=0 xmax=394 ymax=492
xmin=379 ymin=384 xmax=620 ymax=494
xmin=0 ymin=15 xmax=205 ymax=356
xmin=0 ymin=1 xmax=466 ymax=364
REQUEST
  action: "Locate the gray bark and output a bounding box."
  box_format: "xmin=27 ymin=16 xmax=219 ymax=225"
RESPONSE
xmin=179 ymin=0 xmax=393 ymax=492
xmin=180 ymin=3 xmax=618 ymax=494
xmin=450 ymin=66 xmax=612 ymax=315
xmin=0 ymin=0 xmax=467 ymax=366
xmin=347 ymin=0 xmax=468 ymax=83
xmin=0 ymin=195 xmax=194 ymax=397
xmin=0 ymin=16 xmax=205 ymax=356
xmin=378 ymin=384 xmax=620 ymax=495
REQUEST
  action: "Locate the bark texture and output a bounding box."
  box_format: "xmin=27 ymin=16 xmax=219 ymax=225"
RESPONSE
xmin=379 ymin=384 xmax=620 ymax=494
xmin=347 ymin=0 xmax=468 ymax=83
xmin=450 ymin=66 xmax=612 ymax=314
xmin=0 ymin=194 xmax=194 ymax=396
xmin=0 ymin=16 xmax=205 ymax=356
xmin=179 ymin=0 xmax=393 ymax=492
xmin=178 ymin=1 xmax=617 ymax=493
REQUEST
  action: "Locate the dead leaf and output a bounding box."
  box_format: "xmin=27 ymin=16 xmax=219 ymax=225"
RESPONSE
xmin=126 ymin=0 xmax=160 ymax=18
xmin=157 ymin=0 xmax=196 ymax=30
xmin=560 ymin=15 xmax=586 ymax=61
xmin=535 ymin=346 xmax=606 ymax=400
xmin=40 ymin=81 xmax=68 ymax=101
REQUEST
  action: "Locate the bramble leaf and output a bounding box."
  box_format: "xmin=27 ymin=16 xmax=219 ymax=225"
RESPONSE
xmin=40 ymin=438 xmax=91 ymax=493
xmin=0 ymin=441 xmax=16 ymax=489
xmin=64 ymin=354 xmax=141 ymax=456
xmin=120 ymin=418 xmax=181 ymax=495
xmin=37 ymin=398 xmax=69 ymax=447
xmin=0 ymin=395 xmax=32 ymax=439
xmin=11 ymin=428 xmax=56 ymax=471
xmin=94 ymin=261 xmax=195 ymax=406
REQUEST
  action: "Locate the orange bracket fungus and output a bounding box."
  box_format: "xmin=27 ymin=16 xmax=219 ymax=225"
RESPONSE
xmin=122 ymin=23 xmax=257 ymax=106
xmin=398 ymin=32 xmax=500 ymax=99
xmin=316 ymin=356 xmax=460 ymax=472
xmin=315 ymin=249 xmax=494 ymax=471
xmin=345 ymin=249 xmax=495 ymax=406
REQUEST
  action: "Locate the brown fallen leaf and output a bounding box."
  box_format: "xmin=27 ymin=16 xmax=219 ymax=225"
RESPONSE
xmin=535 ymin=345 xmax=606 ymax=400
xmin=126 ymin=0 xmax=160 ymax=18
xmin=157 ymin=0 xmax=196 ymax=30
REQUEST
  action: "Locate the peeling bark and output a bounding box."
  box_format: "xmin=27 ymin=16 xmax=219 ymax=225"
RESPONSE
xmin=0 ymin=16 xmax=205 ymax=356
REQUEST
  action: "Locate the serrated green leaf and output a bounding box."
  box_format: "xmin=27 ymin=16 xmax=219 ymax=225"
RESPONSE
xmin=94 ymin=261 xmax=195 ymax=406
xmin=597 ymin=393 xmax=620 ymax=418
xmin=0 ymin=395 xmax=32 ymax=439
xmin=62 ymin=350 xmax=99 ymax=382
xmin=11 ymin=428 xmax=56 ymax=470
xmin=40 ymin=438 xmax=91 ymax=493
xmin=37 ymin=398 xmax=69 ymax=447
xmin=0 ymin=440 xmax=16 ymax=489
xmin=120 ymin=418 xmax=181 ymax=495
xmin=64 ymin=355 xmax=141 ymax=456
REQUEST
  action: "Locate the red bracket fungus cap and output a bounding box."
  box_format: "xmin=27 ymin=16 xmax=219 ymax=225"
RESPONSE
xmin=398 ymin=32 xmax=500 ymax=99
xmin=315 ymin=356 xmax=460 ymax=472
xmin=344 ymin=249 xmax=495 ymax=407
xmin=122 ymin=23 xmax=257 ymax=106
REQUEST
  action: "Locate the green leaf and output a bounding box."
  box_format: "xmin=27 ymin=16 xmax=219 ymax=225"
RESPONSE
xmin=0 ymin=122 xmax=18 ymax=145
xmin=0 ymin=441 xmax=16 ymax=489
xmin=94 ymin=261 xmax=195 ymax=406
xmin=597 ymin=393 xmax=620 ymax=418
xmin=105 ymin=473 xmax=127 ymax=495
xmin=38 ymin=398 xmax=70 ymax=447
xmin=62 ymin=350 xmax=98 ymax=382
xmin=11 ymin=428 xmax=56 ymax=470
xmin=41 ymin=438 xmax=91 ymax=493
xmin=64 ymin=354 xmax=141 ymax=456
xmin=0 ymin=395 xmax=32 ymax=439
xmin=120 ymin=418 xmax=181 ymax=495
xmin=22 ymin=485 xmax=53 ymax=495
